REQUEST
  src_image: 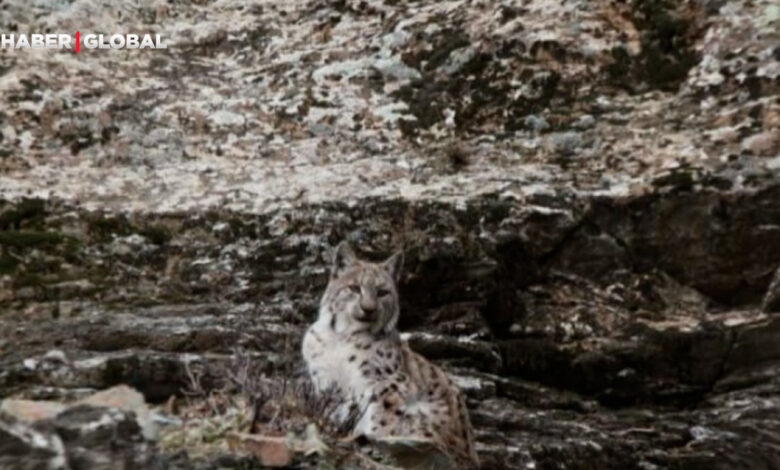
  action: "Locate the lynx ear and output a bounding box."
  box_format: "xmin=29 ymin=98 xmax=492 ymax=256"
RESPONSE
xmin=332 ymin=241 xmax=358 ymax=276
xmin=383 ymin=249 xmax=404 ymax=283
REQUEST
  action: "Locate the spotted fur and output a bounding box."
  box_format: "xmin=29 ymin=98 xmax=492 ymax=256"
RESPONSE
xmin=302 ymin=242 xmax=479 ymax=468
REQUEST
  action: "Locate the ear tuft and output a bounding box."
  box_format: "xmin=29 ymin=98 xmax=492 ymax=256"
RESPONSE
xmin=332 ymin=241 xmax=358 ymax=276
xmin=383 ymin=249 xmax=404 ymax=283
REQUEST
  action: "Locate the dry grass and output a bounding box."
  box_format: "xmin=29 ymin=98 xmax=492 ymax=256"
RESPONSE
xmin=159 ymin=347 xmax=372 ymax=467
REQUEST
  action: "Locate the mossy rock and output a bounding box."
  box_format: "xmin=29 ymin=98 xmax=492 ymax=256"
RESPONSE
xmin=86 ymin=214 xmax=133 ymax=241
xmin=0 ymin=255 xmax=20 ymax=274
xmin=0 ymin=231 xmax=65 ymax=248
xmin=0 ymin=198 xmax=46 ymax=230
xmin=139 ymin=224 xmax=172 ymax=246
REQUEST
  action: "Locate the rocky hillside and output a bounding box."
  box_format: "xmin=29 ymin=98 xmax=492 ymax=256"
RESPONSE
xmin=0 ymin=0 xmax=779 ymax=469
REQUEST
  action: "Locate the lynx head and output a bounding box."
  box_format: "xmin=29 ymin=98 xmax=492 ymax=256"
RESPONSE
xmin=319 ymin=241 xmax=403 ymax=336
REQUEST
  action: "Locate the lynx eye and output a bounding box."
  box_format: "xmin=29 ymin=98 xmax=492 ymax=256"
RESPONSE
xmin=378 ymin=288 xmax=391 ymax=297
xmin=348 ymin=285 xmax=361 ymax=294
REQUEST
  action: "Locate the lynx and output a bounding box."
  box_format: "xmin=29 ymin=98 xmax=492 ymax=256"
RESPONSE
xmin=302 ymin=242 xmax=479 ymax=469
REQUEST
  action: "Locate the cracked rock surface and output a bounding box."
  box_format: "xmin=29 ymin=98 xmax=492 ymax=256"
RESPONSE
xmin=0 ymin=0 xmax=779 ymax=469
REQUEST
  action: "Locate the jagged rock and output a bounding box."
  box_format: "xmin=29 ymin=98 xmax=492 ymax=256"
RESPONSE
xmin=0 ymin=405 xmax=156 ymax=470
xmin=0 ymin=416 xmax=67 ymax=470
xmin=372 ymin=436 xmax=454 ymax=470
xmin=742 ymin=130 xmax=779 ymax=156
xmin=763 ymin=267 xmax=780 ymax=313
xmin=226 ymin=432 xmax=293 ymax=467
xmin=78 ymin=385 xmax=157 ymax=440
xmin=402 ymin=332 xmax=502 ymax=373
xmin=451 ymin=374 xmax=497 ymax=401
xmin=0 ymin=385 xmax=168 ymax=470
xmin=53 ymin=405 xmax=146 ymax=468
xmin=1 ymin=400 xmax=66 ymax=422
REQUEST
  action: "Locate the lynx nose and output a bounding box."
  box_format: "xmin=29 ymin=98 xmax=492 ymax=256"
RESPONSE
xmin=360 ymin=297 xmax=377 ymax=316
